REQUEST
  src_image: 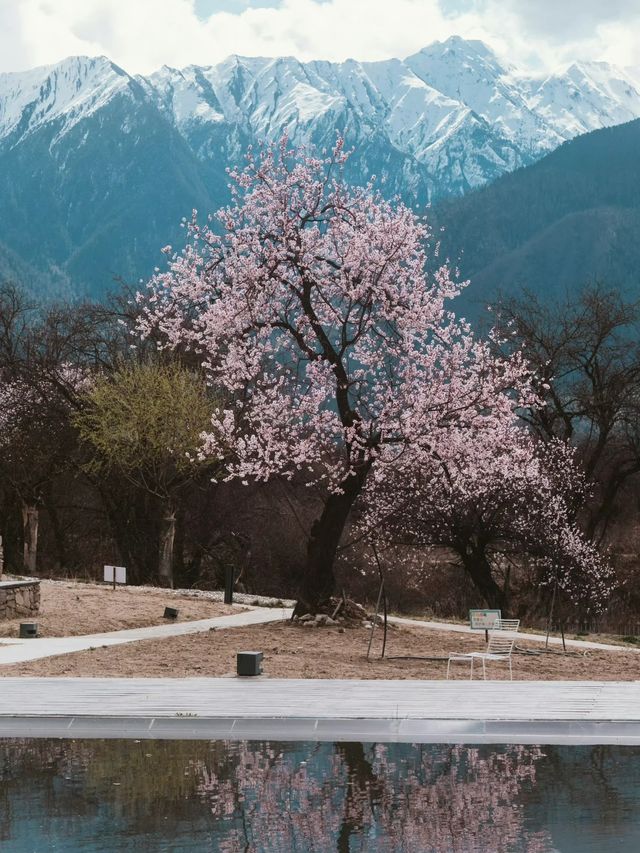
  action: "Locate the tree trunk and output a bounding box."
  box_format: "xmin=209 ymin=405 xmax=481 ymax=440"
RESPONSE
xmin=96 ymin=481 xmax=159 ymax=584
xmin=336 ymin=742 xmax=377 ymax=853
xmin=44 ymin=485 xmax=67 ymax=572
xmin=172 ymin=505 xmax=186 ymax=584
xmin=158 ymin=504 xmax=176 ymax=589
xmin=296 ymin=466 xmax=370 ymax=615
xmin=460 ymin=546 xmax=506 ymax=612
xmin=0 ymin=491 xmax=23 ymax=575
xmin=21 ymin=502 xmax=39 ymax=576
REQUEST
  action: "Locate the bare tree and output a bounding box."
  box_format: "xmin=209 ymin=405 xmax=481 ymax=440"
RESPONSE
xmin=494 ymin=284 xmax=640 ymax=542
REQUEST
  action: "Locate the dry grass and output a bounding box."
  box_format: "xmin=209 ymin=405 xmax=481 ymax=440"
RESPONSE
xmin=4 ymin=619 xmax=640 ymax=680
xmin=0 ymin=579 xmax=242 ymax=638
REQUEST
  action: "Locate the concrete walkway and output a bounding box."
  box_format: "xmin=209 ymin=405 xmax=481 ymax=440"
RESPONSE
xmin=0 ymin=607 xmax=292 ymax=665
xmin=0 ymin=607 xmax=633 ymax=667
xmin=1 ymin=678 xmax=640 ymax=744
xmin=388 ymin=616 xmax=637 ymax=652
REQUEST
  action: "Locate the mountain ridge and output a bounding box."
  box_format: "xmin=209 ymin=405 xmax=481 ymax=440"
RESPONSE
xmin=435 ymin=117 xmax=640 ymax=311
xmin=2 ymin=38 xmax=640 ymax=298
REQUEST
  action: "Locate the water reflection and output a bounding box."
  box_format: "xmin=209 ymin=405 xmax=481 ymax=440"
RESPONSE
xmin=1 ymin=739 xmax=640 ymax=851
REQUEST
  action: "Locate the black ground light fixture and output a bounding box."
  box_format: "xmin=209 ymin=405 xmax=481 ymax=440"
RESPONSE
xmin=19 ymin=622 xmax=38 ymax=638
xmin=224 ymin=565 xmax=235 ymax=605
xmin=163 ymin=606 xmax=179 ymax=619
xmin=237 ymin=651 xmax=263 ymax=676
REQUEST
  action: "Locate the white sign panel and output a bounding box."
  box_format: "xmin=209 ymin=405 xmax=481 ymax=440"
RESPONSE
xmin=469 ymin=609 xmax=501 ymax=630
xmin=103 ymin=565 xmax=127 ymax=585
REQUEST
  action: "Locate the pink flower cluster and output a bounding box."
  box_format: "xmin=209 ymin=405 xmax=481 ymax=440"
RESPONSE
xmin=137 ymin=137 xmax=611 ymax=609
xmin=137 ymin=139 xmax=531 ymax=492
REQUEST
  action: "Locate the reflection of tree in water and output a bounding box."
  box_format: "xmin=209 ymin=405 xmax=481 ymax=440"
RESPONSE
xmin=14 ymin=738 xmax=633 ymax=851
xmin=0 ymin=738 xmax=216 ymax=842
xmin=531 ymin=745 xmax=640 ymax=842
xmin=197 ymin=742 xmax=553 ymax=852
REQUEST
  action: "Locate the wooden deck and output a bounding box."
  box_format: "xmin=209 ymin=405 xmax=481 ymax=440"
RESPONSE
xmin=1 ymin=678 xmax=640 ymax=744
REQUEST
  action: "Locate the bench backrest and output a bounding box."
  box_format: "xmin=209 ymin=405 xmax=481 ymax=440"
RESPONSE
xmin=494 ymin=618 xmax=520 ymax=632
xmin=486 ymin=634 xmax=516 ymax=656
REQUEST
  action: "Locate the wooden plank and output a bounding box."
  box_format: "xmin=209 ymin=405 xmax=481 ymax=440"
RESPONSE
xmin=0 ymin=678 xmax=639 ymax=724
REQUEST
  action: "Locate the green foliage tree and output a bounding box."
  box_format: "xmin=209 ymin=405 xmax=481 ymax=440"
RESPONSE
xmin=74 ymin=362 xmax=219 ymax=587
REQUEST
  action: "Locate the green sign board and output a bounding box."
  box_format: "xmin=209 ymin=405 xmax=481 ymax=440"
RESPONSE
xmin=469 ymin=609 xmax=501 ymax=630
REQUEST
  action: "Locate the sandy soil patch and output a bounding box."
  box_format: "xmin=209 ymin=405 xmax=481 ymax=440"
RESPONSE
xmin=4 ymin=619 xmax=640 ymax=680
xmin=0 ymin=579 xmax=242 ymax=638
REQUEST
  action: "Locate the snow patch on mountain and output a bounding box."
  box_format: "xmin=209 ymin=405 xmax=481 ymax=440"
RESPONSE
xmin=405 ymin=36 xmax=560 ymax=153
xmin=0 ymin=56 xmax=133 ymax=144
xmin=2 ymin=37 xmax=640 ymax=198
xmin=525 ymin=60 xmax=640 ymax=139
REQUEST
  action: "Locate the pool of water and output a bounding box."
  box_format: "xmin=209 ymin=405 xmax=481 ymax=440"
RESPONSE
xmin=1 ymin=739 xmax=640 ymax=851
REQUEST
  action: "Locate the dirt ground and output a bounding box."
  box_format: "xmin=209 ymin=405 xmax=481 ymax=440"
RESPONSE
xmin=5 ymin=618 xmax=640 ymax=680
xmin=0 ymin=579 xmax=242 ymax=638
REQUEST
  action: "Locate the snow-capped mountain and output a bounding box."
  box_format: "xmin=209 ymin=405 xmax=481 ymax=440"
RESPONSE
xmin=1 ymin=37 xmax=640 ymax=298
xmin=143 ymin=51 xmax=521 ymax=201
xmin=524 ymin=60 xmax=640 ymax=139
xmin=0 ymin=56 xmax=137 ymax=143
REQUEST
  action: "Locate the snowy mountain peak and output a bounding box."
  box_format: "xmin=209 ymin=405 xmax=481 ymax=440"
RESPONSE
xmin=2 ymin=38 xmax=640 ymax=300
xmin=0 ymin=54 xmax=134 ymax=143
xmin=405 ymin=39 xmax=554 ymax=151
xmin=527 ymin=59 xmax=640 ymax=139
xmin=419 ymin=35 xmax=499 ymax=61
xmin=2 ymin=38 xmax=640 ymax=197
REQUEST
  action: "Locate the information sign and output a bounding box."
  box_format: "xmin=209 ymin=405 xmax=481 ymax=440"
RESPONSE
xmin=103 ymin=565 xmax=127 ymax=588
xmin=469 ymin=609 xmax=501 ymax=630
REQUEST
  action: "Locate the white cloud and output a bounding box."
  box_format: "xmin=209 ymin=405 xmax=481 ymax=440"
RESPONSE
xmin=0 ymin=0 xmax=637 ymax=76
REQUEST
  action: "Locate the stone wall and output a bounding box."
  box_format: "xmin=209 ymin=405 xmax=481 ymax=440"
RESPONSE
xmin=0 ymin=581 xmax=40 ymax=620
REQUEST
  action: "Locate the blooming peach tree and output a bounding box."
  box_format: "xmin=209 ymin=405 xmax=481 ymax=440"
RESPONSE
xmin=137 ymin=139 xmax=534 ymax=613
xmin=359 ymin=430 xmax=613 ymax=613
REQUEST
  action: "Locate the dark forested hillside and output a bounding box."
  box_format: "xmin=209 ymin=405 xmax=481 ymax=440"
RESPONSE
xmin=437 ymin=118 xmax=640 ymax=312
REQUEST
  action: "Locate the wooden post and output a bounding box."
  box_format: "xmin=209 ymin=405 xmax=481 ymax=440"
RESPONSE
xmin=381 ymin=587 xmax=388 ymax=660
xmin=366 ymin=578 xmax=384 ymax=660
xmin=370 ymin=543 xmax=388 ymax=661
xmin=545 ymin=568 xmax=559 ymax=650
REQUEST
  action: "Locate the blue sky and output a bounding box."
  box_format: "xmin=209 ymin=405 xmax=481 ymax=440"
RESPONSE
xmin=194 ymin=0 xmax=279 ymax=16
xmin=1 ymin=0 xmax=638 ymax=75
xmin=193 ymin=0 xmax=480 ymax=18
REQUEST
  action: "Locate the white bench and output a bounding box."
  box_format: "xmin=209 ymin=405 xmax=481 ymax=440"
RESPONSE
xmin=447 ymin=632 xmax=516 ymax=680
